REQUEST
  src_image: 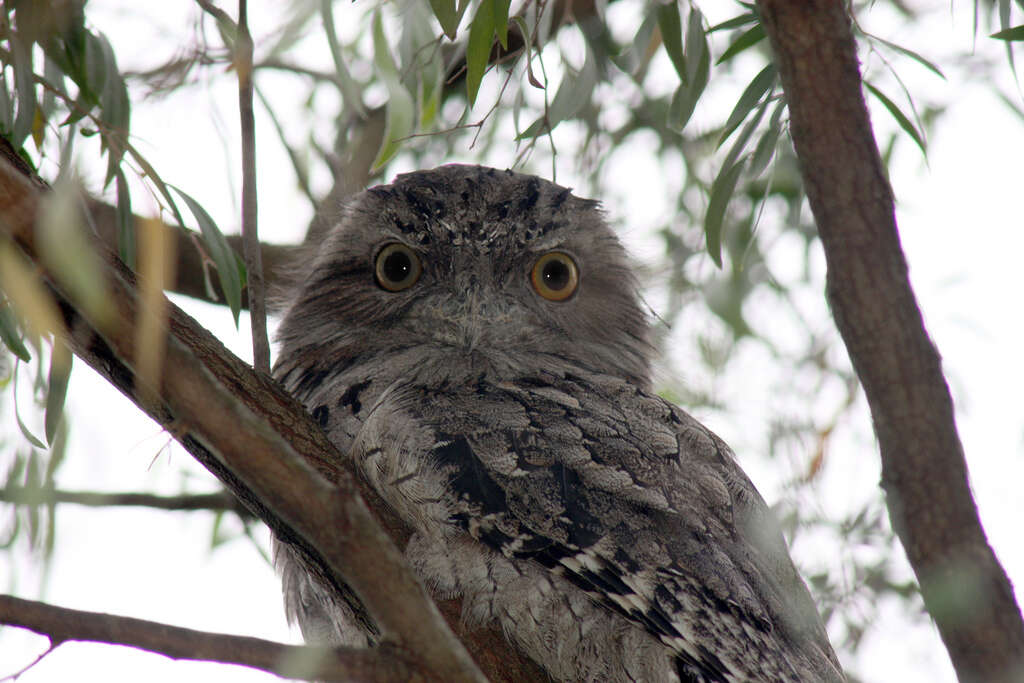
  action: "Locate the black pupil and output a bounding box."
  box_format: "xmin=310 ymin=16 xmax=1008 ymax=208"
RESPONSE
xmin=542 ymin=259 xmax=570 ymax=291
xmin=383 ymin=250 xmax=412 ymax=283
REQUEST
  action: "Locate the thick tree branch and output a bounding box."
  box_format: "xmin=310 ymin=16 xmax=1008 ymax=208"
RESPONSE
xmin=757 ymin=2 xmax=1024 ymax=682
xmin=0 ymin=157 xmax=492 ymax=683
xmin=0 ymin=486 xmax=251 ymax=515
xmin=0 ymin=594 xmax=415 ymax=682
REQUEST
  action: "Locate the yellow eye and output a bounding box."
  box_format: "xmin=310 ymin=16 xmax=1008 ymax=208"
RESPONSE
xmin=375 ymin=243 xmax=422 ymax=292
xmin=530 ymin=251 xmax=579 ymax=301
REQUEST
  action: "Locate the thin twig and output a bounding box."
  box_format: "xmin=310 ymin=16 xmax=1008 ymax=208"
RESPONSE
xmin=0 ymin=486 xmax=251 ymax=516
xmin=235 ymin=0 xmax=270 ymax=373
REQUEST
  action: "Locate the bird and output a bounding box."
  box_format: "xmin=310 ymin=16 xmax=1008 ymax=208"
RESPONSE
xmin=271 ymin=164 xmax=845 ymax=682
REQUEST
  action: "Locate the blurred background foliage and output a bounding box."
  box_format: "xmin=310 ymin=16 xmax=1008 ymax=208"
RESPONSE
xmin=1 ymin=0 xmax=1022 ymax=679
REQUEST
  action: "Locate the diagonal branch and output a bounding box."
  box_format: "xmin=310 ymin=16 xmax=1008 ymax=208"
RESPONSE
xmin=0 ymin=594 xmax=414 ymax=682
xmin=0 ymin=156 xmax=491 ymax=683
xmin=756 ymin=2 xmax=1024 ymax=682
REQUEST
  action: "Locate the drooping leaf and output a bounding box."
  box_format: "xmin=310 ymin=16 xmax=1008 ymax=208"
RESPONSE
xmin=721 ymin=97 xmax=770 ymax=174
xmin=718 ymin=64 xmax=776 ymax=148
xmin=371 ymin=11 xmax=416 ymax=169
xmin=705 ymin=159 xmax=748 ymax=268
xmin=429 ymin=0 xmax=470 ymax=40
xmin=172 ymin=187 xmax=244 ymax=324
xmin=10 ymin=33 xmax=37 ymax=149
xmin=708 ymin=12 xmax=758 ymax=33
xmin=657 ymin=2 xmax=686 ymax=82
xmin=466 ymin=0 xmax=497 ymax=106
xmin=684 ymin=7 xmax=710 ymax=93
xmin=44 ymin=342 xmax=72 ymax=446
xmin=870 ymin=35 xmax=945 ymax=79
xmin=991 ymin=25 xmax=1024 ymax=41
xmin=863 ymin=81 xmax=927 ymax=154
xmin=517 ymin=39 xmax=597 ymax=139
xmin=115 ymin=169 xmax=136 ymax=269
xmin=716 ymin=23 xmax=766 ymax=65
xmin=0 ymin=304 xmax=32 ymax=362
xmin=493 ymin=0 xmax=512 ymax=49
xmin=748 ymin=98 xmax=786 ymax=179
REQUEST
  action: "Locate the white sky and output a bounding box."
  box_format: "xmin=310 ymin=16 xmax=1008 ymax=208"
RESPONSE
xmin=2 ymin=2 xmax=1023 ymax=682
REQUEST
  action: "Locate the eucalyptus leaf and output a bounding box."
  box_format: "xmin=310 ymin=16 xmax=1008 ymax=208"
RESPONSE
xmin=684 ymin=7 xmax=710 ymax=92
xmin=0 ymin=305 xmax=32 ymax=362
xmin=716 ymin=24 xmax=765 ymax=65
xmin=864 ymin=81 xmax=927 ymax=154
xmin=429 ymin=0 xmax=470 ymax=40
xmin=708 ymin=12 xmax=758 ymax=33
xmin=10 ymin=33 xmax=37 ymax=149
xmin=44 ymin=342 xmax=72 ymax=446
xmin=657 ymin=2 xmax=686 ymax=82
xmin=371 ymin=11 xmax=416 ymax=169
xmin=991 ymin=25 xmax=1024 ymax=40
xmin=466 ymin=0 xmax=497 ymax=106
xmin=748 ymin=98 xmax=786 ymax=178
xmin=115 ymin=169 xmax=136 ymax=269
xmin=718 ymin=64 xmax=776 ymax=148
xmin=705 ymin=159 xmax=748 ymax=268
xmin=172 ymin=187 xmax=244 ymax=324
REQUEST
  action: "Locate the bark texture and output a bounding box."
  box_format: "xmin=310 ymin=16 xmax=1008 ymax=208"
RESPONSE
xmin=757 ymin=2 xmax=1024 ymax=681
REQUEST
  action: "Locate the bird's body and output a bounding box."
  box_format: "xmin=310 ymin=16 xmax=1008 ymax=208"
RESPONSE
xmin=273 ymin=165 xmax=844 ymax=682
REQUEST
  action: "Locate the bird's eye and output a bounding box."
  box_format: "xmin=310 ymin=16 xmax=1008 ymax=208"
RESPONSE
xmin=375 ymin=243 xmax=422 ymax=292
xmin=530 ymin=251 xmax=579 ymax=301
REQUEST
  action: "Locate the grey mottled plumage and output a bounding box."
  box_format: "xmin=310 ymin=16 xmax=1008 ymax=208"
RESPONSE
xmin=272 ymin=164 xmax=844 ymax=682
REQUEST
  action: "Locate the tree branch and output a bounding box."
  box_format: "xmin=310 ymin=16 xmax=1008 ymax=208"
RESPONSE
xmin=0 ymin=486 xmax=251 ymax=515
xmin=0 ymin=594 xmax=416 ymax=682
xmin=235 ymin=0 xmax=270 ymax=373
xmin=0 ymin=156 xmax=488 ymax=683
xmin=756 ymin=2 xmax=1024 ymax=682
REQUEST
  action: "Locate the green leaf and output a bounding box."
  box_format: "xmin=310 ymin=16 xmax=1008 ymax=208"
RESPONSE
xmin=721 ymin=97 xmax=769 ymax=174
xmin=748 ymin=98 xmax=785 ymax=178
xmin=115 ymin=170 xmax=136 ymax=270
xmin=668 ymin=81 xmax=698 ymax=132
xmin=429 ymin=0 xmax=469 ymax=40
xmin=705 ymin=159 xmax=748 ymax=268
xmin=657 ymin=2 xmax=686 ymax=82
xmin=863 ymin=81 xmax=926 ymax=154
xmin=466 ymin=0 xmax=496 ymax=106
xmin=128 ymin=149 xmax=187 ymax=230
xmin=684 ymin=7 xmax=710 ymax=91
xmin=494 ymin=0 xmax=512 ymax=49
xmin=10 ymin=32 xmax=37 ymax=149
xmin=0 ymin=71 xmax=13 ymax=133
xmin=991 ymin=25 xmax=1024 ymax=41
xmin=611 ymin=12 xmax=658 ymax=78
xmin=371 ymin=11 xmax=416 ymax=169
xmin=517 ymin=39 xmax=597 ymax=139
xmin=0 ymin=304 xmax=32 ymax=362
xmin=96 ymin=32 xmax=130 ymax=187
xmin=44 ymin=342 xmax=72 ymax=446
xmin=718 ymin=64 xmax=776 ymax=148
xmin=870 ymin=35 xmax=945 ymax=79
xmin=14 ymin=381 xmax=46 ymax=450
xmin=708 ymin=12 xmax=758 ymax=33
xmin=716 ymin=23 xmax=765 ymax=65
xmin=172 ymin=187 xmax=244 ymax=324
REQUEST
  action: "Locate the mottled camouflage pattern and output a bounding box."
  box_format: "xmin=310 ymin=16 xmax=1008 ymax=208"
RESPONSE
xmin=273 ymin=165 xmax=844 ymax=682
